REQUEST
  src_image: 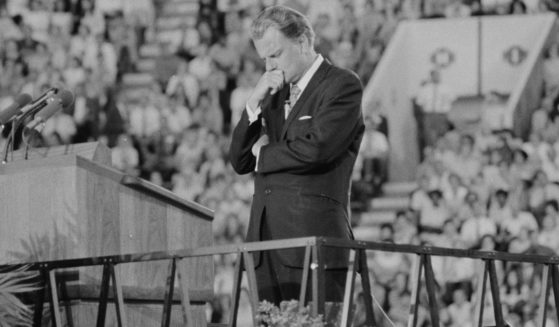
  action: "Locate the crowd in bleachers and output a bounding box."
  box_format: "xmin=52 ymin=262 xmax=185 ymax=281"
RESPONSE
xmin=2 ymin=0 xmax=559 ymax=325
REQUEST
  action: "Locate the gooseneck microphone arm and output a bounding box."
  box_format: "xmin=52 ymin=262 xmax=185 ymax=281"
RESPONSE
xmin=2 ymin=100 xmax=46 ymax=163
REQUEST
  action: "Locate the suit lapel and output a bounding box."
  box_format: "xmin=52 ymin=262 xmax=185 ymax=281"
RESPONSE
xmin=268 ymin=85 xmax=290 ymax=141
xmin=280 ymin=60 xmax=331 ymax=139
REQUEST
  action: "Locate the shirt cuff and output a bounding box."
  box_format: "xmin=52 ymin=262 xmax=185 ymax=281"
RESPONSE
xmin=246 ymin=104 xmax=261 ymax=124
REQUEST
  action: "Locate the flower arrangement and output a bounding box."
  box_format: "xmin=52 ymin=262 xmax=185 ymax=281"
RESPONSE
xmin=255 ymin=300 xmax=325 ymax=327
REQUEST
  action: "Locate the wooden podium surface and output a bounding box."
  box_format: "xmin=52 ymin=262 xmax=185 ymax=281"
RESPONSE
xmin=0 ymin=142 xmax=214 ymax=325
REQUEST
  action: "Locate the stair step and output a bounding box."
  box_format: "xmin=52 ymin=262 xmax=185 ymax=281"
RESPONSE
xmin=136 ymin=58 xmax=156 ymax=72
xmin=139 ymin=44 xmax=161 ymax=58
xmin=353 ymin=225 xmax=380 ymax=241
xmin=156 ymin=30 xmax=186 ymax=45
xmin=122 ymin=73 xmax=154 ymax=87
xmin=370 ymin=196 xmax=409 ymax=212
xmin=382 ymin=181 xmax=417 ymax=197
xmin=359 ymin=210 xmax=396 ymax=226
xmin=162 ymin=1 xmax=199 ymax=17
xmin=156 ymin=16 xmax=185 ymax=31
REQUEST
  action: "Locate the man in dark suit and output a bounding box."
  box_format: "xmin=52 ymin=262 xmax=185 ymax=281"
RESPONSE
xmin=229 ymin=5 xmax=364 ymax=304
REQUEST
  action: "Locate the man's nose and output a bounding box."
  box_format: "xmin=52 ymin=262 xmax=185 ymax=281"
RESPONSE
xmin=265 ymin=59 xmax=276 ymax=71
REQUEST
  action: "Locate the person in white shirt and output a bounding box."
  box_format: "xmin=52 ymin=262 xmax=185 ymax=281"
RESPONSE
xmin=415 ymin=69 xmax=457 ymax=151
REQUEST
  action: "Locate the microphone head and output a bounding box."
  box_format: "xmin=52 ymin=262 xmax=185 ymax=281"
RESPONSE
xmin=57 ymin=90 xmax=74 ymax=108
xmin=16 ymin=93 xmax=33 ymax=106
xmin=0 ymin=93 xmax=33 ymax=124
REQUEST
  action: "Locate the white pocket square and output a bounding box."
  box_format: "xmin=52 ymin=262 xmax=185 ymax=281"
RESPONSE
xmin=298 ymin=115 xmax=312 ymax=120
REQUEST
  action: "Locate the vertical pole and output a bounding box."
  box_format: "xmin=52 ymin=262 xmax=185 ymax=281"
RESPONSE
xmin=33 ymin=270 xmax=47 ymax=327
xmin=407 ymin=254 xmax=423 ymax=327
xmin=242 ymin=251 xmax=260 ymax=327
xmin=227 ymin=252 xmax=244 ymax=327
xmin=96 ymin=265 xmax=111 ymax=327
xmin=423 ymin=255 xmax=440 ymax=327
xmin=487 ymin=260 xmax=504 ymax=327
xmin=109 ymin=264 xmax=128 ymax=327
xmin=537 ymin=264 xmax=551 ymax=327
xmin=474 ymin=261 xmax=488 ymax=327
xmin=299 ymin=245 xmax=312 ymax=309
xmin=47 ymin=270 xmax=62 ymax=327
xmin=358 ymin=249 xmax=376 ymax=326
xmin=311 ymin=244 xmax=325 ymax=316
xmin=341 ymin=250 xmax=357 ymax=327
xmin=176 ymin=259 xmax=194 ymax=326
xmin=161 ymin=259 xmax=177 ymax=327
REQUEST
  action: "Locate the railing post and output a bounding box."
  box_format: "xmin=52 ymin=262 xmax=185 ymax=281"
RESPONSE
xmin=96 ymin=264 xmax=111 ymax=327
xmin=487 ymin=260 xmax=504 ymax=327
xmin=341 ymin=249 xmax=357 ymax=327
xmin=311 ymin=243 xmax=325 ymax=316
xmin=298 ymin=245 xmax=312 ymax=309
xmin=408 ymin=254 xmax=423 ymax=327
xmin=422 ymin=254 xmax=440 ymax=327
xmin=228 ymin=251 xmax=244 ymax=327
xmin=47 ymin=270 xmax=62 ymax=327
xmin=242 ymin=250 xmax=260 ymax=327
xmin=551 ymin=265 xmax=559 ymax=326
xmin=537 ymin=264 xmax=551 ymax=327
xmin=474 ymin=260 xmax=488 ymax=327
xmin=358 ymin=249 xmax=376 ymax=327
xmin=33 ymin=269 xmax=47 ymax=327
xmin=176 ymin=258 xmax=194 ymax=326
xmin=161 ymin=259 xmax=177 ymax=327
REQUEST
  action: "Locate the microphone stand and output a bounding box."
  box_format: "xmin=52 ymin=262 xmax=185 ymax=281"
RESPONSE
xmin=1 ymin=103 xmax=45 ymax=163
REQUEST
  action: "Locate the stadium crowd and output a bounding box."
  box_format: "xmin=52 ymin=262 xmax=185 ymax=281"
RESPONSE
xmin=1 ymin=0 xmax=559 ymax=325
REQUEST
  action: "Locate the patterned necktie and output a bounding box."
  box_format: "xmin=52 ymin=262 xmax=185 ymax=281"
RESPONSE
xmin=285 ymin=84 xmax=301 ymax=119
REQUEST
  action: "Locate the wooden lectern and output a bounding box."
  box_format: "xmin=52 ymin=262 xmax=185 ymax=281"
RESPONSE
xmin=0 ymin=142 xmax=214 ymax=326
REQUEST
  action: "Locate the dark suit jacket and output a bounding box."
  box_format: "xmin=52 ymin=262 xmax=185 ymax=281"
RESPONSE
xmin=229 ymin=59 xmax=365 ymax=268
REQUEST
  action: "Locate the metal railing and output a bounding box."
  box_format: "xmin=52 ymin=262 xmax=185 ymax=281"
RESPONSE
xmin=2 ymin=237 xmax=558 ymax=327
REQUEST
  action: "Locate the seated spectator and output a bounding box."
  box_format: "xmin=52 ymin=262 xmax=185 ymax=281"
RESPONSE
xmin=41 ymin=109 xmax=77 ymax=145
xmin=165 ymin=59 xmax=199 ymax=109
xmin=419 ymin=189 xmax=451 ymax=234
xmin=488 ymin=189 xmax=513 ymax=227
xmin=127 ymin=92 xmax=162 ymax=139
xmin=171 ymin=167 xmax=205 ymax=202
xmin=441 ymin=172 xmax=468 ymax=216
xmin=460 ymin=201 xmax=497 ymax=248
xmin=111 ymin=134 xmax=139 ymax=176
xmin=450 ymin=134 xmax=482 ymax=184
xmin=393 ymin=210 xmax=418 ymax=244
xmin=527 ymin=169 xmax=559 ymax=220
xmin=410 ymin=174 xmax=434 ymax=215
xmin=63 ymin=56 xmax=86 ymax=89
xmin=442 ymin=288 xmax=474 ymax=327
xmin=537 ymin=200 xmax=559 ymax=252
xmin=162 ymin=94 xmax=192 ymax=136
xmin=500 ymin=204 xmax=539 ymax=241
xmin=360 ymin=114 xmax=390 ymax=197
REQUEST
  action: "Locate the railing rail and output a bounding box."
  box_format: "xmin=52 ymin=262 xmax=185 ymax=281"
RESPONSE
xmin=2 ymin=237 xmax=558 ymax=327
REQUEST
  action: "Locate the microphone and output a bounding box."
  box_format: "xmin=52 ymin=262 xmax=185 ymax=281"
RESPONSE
xmin=0 ymin=93 xmax=33 ymax=124
xmin=20 ymin=87 xmax=59 ymax=115
xmin=25 ymin=90 xmax=74 ymax=131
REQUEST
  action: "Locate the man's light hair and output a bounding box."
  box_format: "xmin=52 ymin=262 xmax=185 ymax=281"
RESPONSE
xmin=250 ymin=6 xmax=315 ymax=46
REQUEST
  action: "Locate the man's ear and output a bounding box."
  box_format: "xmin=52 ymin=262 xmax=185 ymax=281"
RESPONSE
xmin=298 ymin=35 xmax=311 ymax=54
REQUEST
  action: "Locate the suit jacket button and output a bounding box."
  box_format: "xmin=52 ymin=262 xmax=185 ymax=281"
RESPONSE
xmin=265 ymin=189 xmax=271 ymax=194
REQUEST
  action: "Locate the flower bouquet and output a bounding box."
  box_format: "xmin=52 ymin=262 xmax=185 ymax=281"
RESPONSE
xmin=255 ymin=300 xmax=325 ymax=327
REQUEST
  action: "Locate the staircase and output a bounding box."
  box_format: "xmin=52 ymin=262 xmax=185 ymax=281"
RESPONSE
xmin=121 ymin=0 xmax=199 ymax=98
xmin=353 ymin=181 xmax=416 ymax=241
